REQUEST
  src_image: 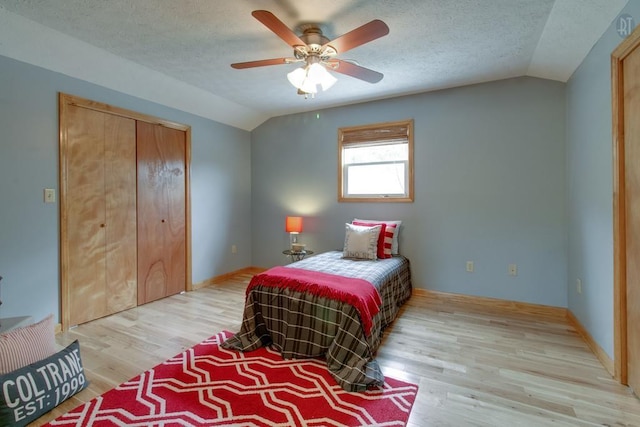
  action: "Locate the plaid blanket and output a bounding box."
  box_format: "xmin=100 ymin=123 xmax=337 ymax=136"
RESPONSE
xmin=222 ymin=251 xmax=412 ymax=391
xmin=244 ymin=266 xmax=382 ymax=336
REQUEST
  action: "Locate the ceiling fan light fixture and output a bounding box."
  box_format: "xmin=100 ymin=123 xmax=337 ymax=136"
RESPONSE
xmin=308 ymin=63 xmax=337 ymax=91
xmin=287 ymin=63 xmax=336 ymax=95
xmin=288 ymin=68 xmax=316 ymax=94
xmin=299 ymin=76 xmax=318 ymax=94
xmin=287 ymin=65 xmax=317 ymax=94
xmin=287 ymin=67 xmax=307 ymax=89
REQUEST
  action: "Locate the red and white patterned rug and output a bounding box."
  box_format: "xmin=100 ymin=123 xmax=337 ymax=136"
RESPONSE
xmin=46 ymin=331 xmax=418 ymax=426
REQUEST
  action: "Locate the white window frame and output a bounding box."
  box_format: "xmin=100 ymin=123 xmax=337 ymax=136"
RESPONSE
xmin=338 ymin=119 xmax=414 ymax=202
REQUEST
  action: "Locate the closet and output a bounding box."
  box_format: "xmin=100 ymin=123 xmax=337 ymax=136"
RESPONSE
xmin=59 ymin=94 xmax=191 ymax=330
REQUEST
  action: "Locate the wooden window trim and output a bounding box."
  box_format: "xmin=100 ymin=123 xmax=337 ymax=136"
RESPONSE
xmin=338 ymin=119 xmax=414 ymax=203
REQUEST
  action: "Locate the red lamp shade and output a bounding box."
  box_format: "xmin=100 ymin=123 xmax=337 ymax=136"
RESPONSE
xmin=285 ymin=216 xmax=303 ymax=233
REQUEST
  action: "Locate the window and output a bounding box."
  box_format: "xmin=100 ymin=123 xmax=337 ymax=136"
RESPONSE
xmin=338 ymin=119 xmax=414 ymax=202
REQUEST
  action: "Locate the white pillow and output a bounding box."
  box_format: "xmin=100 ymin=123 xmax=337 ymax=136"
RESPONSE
xmin=353 ymin=218 xmax=402 ymax=254
xmin=343 ymin=223 xmax=382 ymax=260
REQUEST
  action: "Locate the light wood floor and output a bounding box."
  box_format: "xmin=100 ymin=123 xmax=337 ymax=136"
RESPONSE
xmin=32 ymin=272 xmax=640 ymax=426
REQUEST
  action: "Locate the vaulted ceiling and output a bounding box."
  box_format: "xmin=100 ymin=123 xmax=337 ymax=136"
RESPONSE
xmin=0 ymin=0 xmax=628 ymax=130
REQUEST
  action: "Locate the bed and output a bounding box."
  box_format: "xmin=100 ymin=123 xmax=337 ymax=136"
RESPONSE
xmin=221 ymin=249 xmax=412 ymax=392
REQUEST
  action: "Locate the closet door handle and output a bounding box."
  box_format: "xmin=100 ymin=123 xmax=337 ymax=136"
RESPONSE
xmin=100 ymin=223 xmax=105 ymax=228
xmin=161 ymin=219 xmax=166 ymax=223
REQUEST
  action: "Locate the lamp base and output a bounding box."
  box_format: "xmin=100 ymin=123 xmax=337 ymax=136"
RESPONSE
xmin=291 ymin=243 xmax=306 ymax=253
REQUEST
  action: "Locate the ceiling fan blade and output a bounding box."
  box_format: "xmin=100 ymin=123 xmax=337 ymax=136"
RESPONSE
xmin=323 ymin=20 xmax=389 ymax=54
xmin=252 ymin=10 xmax=306 ymax=48
xmin=231 ymin=58 xmax=292 ymax=69
xmin=330 ymin=60 xmax=384 ymax=84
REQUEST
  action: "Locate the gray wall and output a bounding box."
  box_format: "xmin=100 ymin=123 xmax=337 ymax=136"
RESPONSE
xmin=251 ymin=76 xmax=568 ymax=307
xmin=566 ymin=2 xmax=640 ymax=359
xmin=0 ymin=55 xmax=252 ymax=323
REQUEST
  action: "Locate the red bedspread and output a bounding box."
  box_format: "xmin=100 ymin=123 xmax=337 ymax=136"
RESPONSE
xmin=247 ymin=266 xmax=382 ymax=336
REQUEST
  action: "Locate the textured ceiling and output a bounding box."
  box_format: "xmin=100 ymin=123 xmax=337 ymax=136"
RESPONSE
xmin=0 ymin=0 xmax=629 ymax=130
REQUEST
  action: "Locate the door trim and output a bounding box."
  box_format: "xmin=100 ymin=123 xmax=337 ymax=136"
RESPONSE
xmin=612 ymin=25 xmax=640 ymax=384
xmin=58 ymin=93 xmax=193 ymax=330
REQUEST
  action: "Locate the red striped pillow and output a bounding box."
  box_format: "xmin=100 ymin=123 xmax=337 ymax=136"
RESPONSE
xmin=0 ymin=314 xmax=57 ymax=374
xmin=353 ymin=221 xmax=397 ymax=259
xmin=353 ymin=219 xmax=402 ymax=254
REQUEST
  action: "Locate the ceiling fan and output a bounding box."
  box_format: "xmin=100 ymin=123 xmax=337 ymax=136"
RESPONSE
xmin=231 ymin=10 xmax=389 ymax=96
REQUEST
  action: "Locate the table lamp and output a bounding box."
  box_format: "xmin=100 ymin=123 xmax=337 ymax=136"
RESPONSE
xmin=285 ymin=216 xmax=304 ymax=252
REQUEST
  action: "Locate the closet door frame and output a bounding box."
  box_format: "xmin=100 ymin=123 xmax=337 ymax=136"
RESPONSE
xmin=613 ymin=24 xmax=640 ymax=385
xmin=59 ymin=93 xmax=192 ymax=331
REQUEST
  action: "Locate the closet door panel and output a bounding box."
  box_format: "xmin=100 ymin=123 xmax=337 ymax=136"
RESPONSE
xmin=104 ymin=114 xmax=138 ymax=314
xmin=163 ymin=127 xmax=187 ymax=298
xmin=66 ymin=106 xmax=108 ymax=326
xmin=64 ymin=105 xmax=137 ymax=326
xmin=137 ymin=122 xmax=186 ymax=304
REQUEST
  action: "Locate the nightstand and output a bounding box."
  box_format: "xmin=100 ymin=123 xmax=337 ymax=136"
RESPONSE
xmin=283 ymin=249 xmax=314 ymax=262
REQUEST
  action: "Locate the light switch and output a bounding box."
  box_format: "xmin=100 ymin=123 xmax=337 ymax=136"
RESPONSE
xmin=44 ymin=188 xmax=56 ymax=203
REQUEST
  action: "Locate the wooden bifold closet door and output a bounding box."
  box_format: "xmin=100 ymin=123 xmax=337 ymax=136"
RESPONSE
xmin=60 ymin=93 xmax=191 ymax=330
xmin=136 ymin=121 xmax=187 ymax=305
xmin=62 ymin=104 xmax=138 ymax=327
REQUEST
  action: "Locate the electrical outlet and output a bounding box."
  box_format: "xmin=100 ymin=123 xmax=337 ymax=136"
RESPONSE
xmin=577 ymin=278 xmax=582 ymax=294
xmin=466 ymin=261 xmax=474 ymax=273
xmin=231 ymin=245 xmax=237 ymax=254
xmin=509 ymin=264 xmax=517 ymax=276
